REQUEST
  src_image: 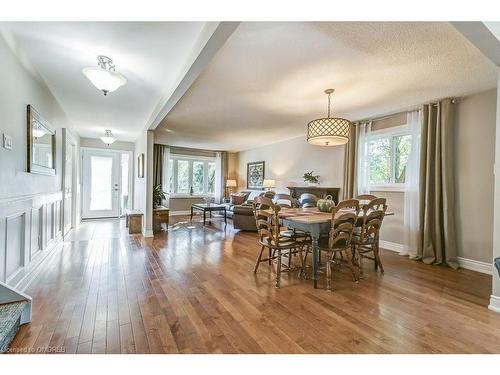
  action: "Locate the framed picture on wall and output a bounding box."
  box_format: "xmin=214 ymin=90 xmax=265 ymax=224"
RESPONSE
xmin=247 ymin=161 xmax=265 ymax=189
xmin=138 ymin=153 xmax=144 ymax=178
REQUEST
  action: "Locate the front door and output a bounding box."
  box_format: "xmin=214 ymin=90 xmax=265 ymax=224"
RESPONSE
xmin=82 ymin=149 xmax=120 ymax=219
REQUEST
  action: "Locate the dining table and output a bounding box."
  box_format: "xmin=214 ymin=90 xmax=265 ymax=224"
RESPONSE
xmin=278 ymin=206 xmax=394 ymax=288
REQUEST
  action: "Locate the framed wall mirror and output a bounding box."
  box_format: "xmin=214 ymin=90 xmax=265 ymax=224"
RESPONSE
xmin=27 ymin=104 xmax=56 ymax=176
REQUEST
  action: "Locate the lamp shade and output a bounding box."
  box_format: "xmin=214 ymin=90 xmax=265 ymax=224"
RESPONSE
xmin=262 ymin=179 xmax=276 ymax=188
xmin=226 ymin=179 xmax=237 ymax=188
xmin=307 ymin=89 xmax=351 ymax=146
xmin=307 ymin=117 xmax=351 ymax=146
xmin=100 ymin=129 xmax=116 ymax=145
xmin=82 ymin=67 xmax=127 ymax=95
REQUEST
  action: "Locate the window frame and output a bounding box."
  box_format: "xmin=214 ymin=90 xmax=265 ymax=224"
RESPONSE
xmin=368 ymin=125 xmax=411 ymax=192
xmin=169 ymin=154 xmax=216 ymax=197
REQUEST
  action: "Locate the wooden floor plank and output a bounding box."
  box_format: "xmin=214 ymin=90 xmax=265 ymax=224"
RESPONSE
xmin=7 ymin=217 xmax=500 ymax=354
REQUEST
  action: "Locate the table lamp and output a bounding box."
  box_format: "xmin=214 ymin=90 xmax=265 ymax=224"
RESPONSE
xmin=225 ymin=179 xmax=237 ymax=198
xmin=262 ymin=179 xmax=275 ymax=191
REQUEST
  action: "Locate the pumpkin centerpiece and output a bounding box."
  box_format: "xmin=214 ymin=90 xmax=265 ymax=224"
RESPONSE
xmin=317 ymin=195 xmax=335 ymax=212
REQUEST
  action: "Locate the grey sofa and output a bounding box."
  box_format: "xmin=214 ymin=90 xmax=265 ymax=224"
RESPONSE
xmin=222 ymin=191 xmax=275 ymax=231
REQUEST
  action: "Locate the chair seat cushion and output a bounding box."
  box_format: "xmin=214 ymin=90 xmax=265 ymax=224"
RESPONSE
xmin=351 ymin=234 xmax=376 ymax=245
xmin=280 ymin=229 xmax=309 ymax=239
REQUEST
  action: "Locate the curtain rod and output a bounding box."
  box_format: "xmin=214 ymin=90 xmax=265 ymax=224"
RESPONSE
xmin=355 ymin=97 xmax=458 ymax=124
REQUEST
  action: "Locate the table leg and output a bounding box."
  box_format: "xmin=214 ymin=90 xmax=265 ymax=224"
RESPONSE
xmin=190 ymin=207 xmax=193 ymax=221
xmin=224 ymin=208 xmax=227 ymax=225
xmin=312 ymin=235 xmax=319 ymax=288
xmin=203 ymin=210 xmax=206 ymax=225
xmin=209 ymin=210 xmax=212 ymax=218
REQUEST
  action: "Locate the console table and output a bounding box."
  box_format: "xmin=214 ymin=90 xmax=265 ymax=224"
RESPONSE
xmin=287 ymin=186 xmax=340 ymax=203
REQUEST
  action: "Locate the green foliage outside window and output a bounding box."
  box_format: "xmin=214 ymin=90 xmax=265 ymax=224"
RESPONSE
xmin=368 ymin=133 xmax=412 ymax=185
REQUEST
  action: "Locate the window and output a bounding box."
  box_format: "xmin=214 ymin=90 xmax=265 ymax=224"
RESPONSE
xmin=368 ymin=127 xmax=412 ymax=189
xmin=169 ymin=156 xmax=216 ymax=196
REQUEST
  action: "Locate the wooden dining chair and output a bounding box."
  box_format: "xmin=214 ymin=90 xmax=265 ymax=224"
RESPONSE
xmin=351 ymin=198 xmax=387 ymax=276
xmin=252 ymin=196 xmax=305 ymax=288
xmin=299 ymin=193 xmax=318 ymax=208
xmin=355 ymin=194 xmax=378 ymax=200
xmin=274 ymin=193 xmax=298 ymax=208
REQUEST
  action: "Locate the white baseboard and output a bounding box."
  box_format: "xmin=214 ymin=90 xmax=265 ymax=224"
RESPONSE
xmin=142 ymin=228 xmax=154 ymax=238
xmin=170 ymin=210 xmax=191 ymax=216
xmin=378 ymin=241 xmax=493 ymax=275
xmin=457 ymin=257 xmax=492 ymax=275
xmin=489 ymin=295 xmax=500 ymax=314
xmin=379 ymin=240 xmax=405 ymax=253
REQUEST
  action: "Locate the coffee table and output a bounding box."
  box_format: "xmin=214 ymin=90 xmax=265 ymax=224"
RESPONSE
xmin=190 ymin=203 xmax=227 ymax=226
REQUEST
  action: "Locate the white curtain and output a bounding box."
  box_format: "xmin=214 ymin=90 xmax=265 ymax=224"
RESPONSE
xmin=162 ymin=146 xmax=171 ymax=208
xmin=403 ymin=110 xmax=421 ymax=256
xmin=356 ymin=121 xmax=372 ymax=195
xmin=215 ymin=152 xmax=223 ymax=203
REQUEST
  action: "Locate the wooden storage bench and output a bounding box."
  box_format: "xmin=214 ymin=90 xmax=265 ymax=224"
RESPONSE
xmin=125 ymin=209 xmax=143 ymax=234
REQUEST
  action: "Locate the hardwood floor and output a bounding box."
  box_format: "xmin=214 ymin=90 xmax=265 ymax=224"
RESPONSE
xmin=8 ymin=216 xmax=500 ymax=354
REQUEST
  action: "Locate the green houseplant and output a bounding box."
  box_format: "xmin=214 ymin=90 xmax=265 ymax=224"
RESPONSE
xmin=153 ymin=184 xmax=166 ymax=208
xmin=303 ymin=171 xmax=320 ymax=186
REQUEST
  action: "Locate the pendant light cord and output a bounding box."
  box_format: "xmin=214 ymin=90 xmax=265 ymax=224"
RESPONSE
xmin=327 ymin=92 xmax=331 ymax=118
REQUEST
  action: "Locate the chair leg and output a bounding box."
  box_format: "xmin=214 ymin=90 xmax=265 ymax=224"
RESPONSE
xmin=268 ymin=248 xmax=273 ymax=264
xmin=346 ymin=249 xmax=359 ymax=282
xmin=357 ymin=246 xmax=364 ymax=278
xmin=288 ymin=248 xmax=292 ymax=269
xmin=374 ymin=244 xmax=384 ymax=273
xmin=326 ymin=256 xmax=332 ymax=291
xmin=254 ymin=245 xmax=265 ymax=274
xmin=373 ymin=244 xmax=378 ymax=270
xmin=275 ymin=249 xmax=282 ymax=288
xmin=298 ymin=245 xmax=305 ymax=277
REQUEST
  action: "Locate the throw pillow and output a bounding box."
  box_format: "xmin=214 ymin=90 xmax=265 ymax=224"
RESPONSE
xmin=230 ymin=193 xmax=246 ymax=205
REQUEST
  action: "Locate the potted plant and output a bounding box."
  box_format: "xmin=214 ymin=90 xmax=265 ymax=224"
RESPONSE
xmin=303 ymin=171 xmax=320 ymax=186
xmin=153 ymin=184 xmax=166 ymax=208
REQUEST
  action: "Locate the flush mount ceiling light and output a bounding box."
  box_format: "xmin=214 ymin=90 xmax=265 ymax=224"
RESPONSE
xmin=307 ymin=89 xmax=351 ymax=146
xmin=82 ymin=55 xmax=127 ymax=96
xmin=100 ymin=129 xmax=116 ymax=145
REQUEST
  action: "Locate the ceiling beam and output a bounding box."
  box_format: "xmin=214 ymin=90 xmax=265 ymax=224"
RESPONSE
xmin=146 ymin=21 xmax=240 ymax=131
xmin=451 ymin=22 xmax=500 ymax=66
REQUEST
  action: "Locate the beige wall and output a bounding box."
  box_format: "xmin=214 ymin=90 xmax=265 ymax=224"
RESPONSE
xmin=236 ymin=136 xmax=344 ymax=194
xmin=454 ymin=89 xmax=497 ymax=263
xmin=373 ymin=89 xmax=497 ymax=262
xmin=234 ymin=89 xmax=497 ymax=264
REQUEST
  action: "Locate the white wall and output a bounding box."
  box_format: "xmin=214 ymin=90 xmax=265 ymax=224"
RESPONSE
xmin=237 ymin=136 xmax=344 ymax=194
xmin=0 ymin=36 xmax=78 ymax=287
xmin=133 ymin=130 xmax=154 ymax=237
xmin=134 ymin=132 xmax=148 ymax=218
xmin=0 ymin=37 xmax=76 ymax=198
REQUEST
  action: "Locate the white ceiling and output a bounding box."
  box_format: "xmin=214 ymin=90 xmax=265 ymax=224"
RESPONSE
xmin=0 ymin=22 xmax=211 ymax=141
xmin=155 ymin=22 xmax=498 ymax=152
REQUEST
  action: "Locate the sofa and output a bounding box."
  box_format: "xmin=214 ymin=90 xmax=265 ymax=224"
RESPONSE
xmin=222 ymin=190 xmax=276 ymax=231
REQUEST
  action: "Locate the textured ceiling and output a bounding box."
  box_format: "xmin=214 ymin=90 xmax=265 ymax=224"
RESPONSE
xmin=155 ymin=22 xmax=498 ymax=151
xmin=0 ymin=22 xmax=210 ymax=141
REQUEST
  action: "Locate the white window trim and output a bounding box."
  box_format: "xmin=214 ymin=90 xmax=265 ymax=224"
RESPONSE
xmin=169 ymin=154 xmax=216 ymax=198
xmin=368 ymin=124 xmax=410 ymax=192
